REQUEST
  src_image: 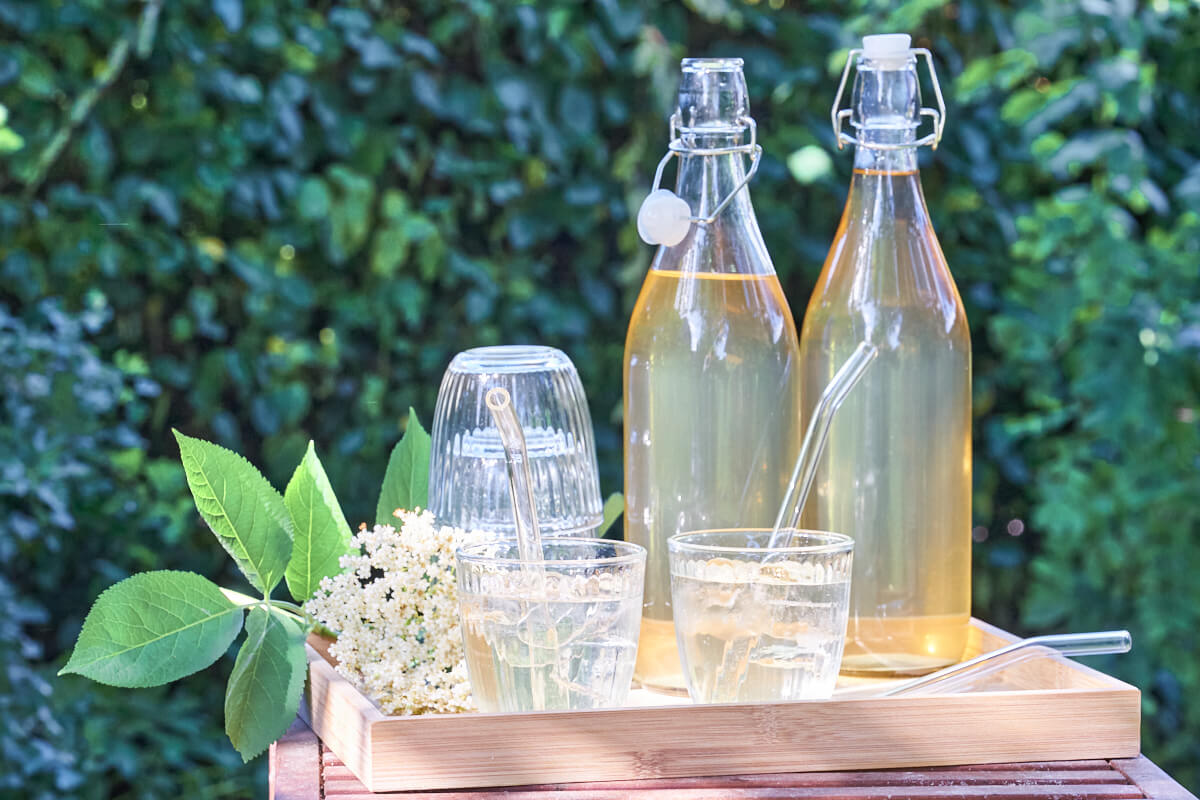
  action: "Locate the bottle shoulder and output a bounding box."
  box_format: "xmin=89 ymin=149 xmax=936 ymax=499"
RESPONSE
xmin=805 ymin=173 xmax=968 ymax=341
xmin=802 ymin=235 xmax=969 ymax=346
xmin=650 ymin=215 xmax=778 ymax=277
xmin=626 ymin=269 xmax=801 ymax=354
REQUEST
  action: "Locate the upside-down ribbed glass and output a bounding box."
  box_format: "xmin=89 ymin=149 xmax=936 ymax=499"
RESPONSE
xmin=429 ymin=346 xmax=603 ymax=537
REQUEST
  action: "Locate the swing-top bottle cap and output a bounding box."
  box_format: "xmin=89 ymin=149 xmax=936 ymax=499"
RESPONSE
xmin=832 ymin=35 xmax=947 ymax=150
xmin=637 ymin=56 xmax=763 ymax=246
xmin=637 ymin=189 xmax=692 ymax=247
xmin=861 ymin=34 xmax=912 ymax=68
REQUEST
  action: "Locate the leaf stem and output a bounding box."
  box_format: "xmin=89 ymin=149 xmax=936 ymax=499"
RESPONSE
xmin=268 ymin=599 xmax=312 ymax=621
xmin=220 ymin=587 xmax=314 ymax=629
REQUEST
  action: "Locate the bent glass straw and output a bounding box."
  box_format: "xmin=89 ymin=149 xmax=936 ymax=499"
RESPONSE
xmin=879 ymin=630 xmax=1133 ymax=697
xmin=485 ymin=386 xmax=561 ymax=710
xmin=769 ymin=342 xmax=879 ymax=548
xmin=485 ymin=386 xmax=544 ymax=563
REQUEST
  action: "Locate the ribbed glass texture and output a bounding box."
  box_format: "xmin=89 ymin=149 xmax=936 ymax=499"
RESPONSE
xmin=429 ymin=345 xmax=603 ymax=537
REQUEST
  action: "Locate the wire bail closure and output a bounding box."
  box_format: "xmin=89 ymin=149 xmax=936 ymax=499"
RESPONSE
xmin=648 ymin=112 xmax=762 ymax=225
xmin=830 ymin=48 xmax=947 ymax=151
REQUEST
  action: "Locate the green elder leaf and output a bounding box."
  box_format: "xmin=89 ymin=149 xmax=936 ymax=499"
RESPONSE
xmin=59 ymin=571 xmax=244 ymax=688
xmin=174 ymin=430 xmax=294 ymax=595
xmin=599 ymin=492 xmax=624 ymax=538
xmin=375 ymin=408 xmax=431 ymax=525
xmin=224 ymin=607 xmax=307 ymax=762
xmin=284 ymin=441 xmax=353 ymax=603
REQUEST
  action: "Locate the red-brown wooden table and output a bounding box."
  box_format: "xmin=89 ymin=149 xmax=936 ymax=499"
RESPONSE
xmin=269 ymin=718 xmax=1196 ymax=800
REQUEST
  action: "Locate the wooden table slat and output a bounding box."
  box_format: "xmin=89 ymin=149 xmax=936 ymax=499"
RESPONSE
xmin=274 ymin=717 xmax=1195 ymax=800
xmin=323 ymin=786 xmax=1145 ymax=800
xmin=269 ymin=718 xmax=321 ymax=800
xmin=947 ymin=763 xmax=1118 ymax=772
xmin=320 ymin=763 xmax=1129 ymax=789
xmin=1111 ymin=759 xmax=1199 ymax=800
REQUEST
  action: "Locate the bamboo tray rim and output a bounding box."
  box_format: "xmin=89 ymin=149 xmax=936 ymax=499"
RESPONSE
xmin=302 ymin=616 xmax=1141 ymax=792
xmin=304 ymin=616 xmax=1137 ymax=722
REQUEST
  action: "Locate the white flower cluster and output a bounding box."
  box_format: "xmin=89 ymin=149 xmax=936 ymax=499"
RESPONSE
xmin=305 ymin=509 xmax=474 ymax=715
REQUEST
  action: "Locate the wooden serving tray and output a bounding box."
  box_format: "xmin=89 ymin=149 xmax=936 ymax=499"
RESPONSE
xmin=301 ymin=619 xmax=1140 ymax=793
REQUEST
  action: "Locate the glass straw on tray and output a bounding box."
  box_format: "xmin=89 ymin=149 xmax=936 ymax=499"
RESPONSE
xmin=877 ymin=630 xmax=1133 ymax=697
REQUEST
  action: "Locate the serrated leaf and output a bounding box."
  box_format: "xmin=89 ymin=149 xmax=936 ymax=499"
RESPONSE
xmin=599 ymin=492 xmax=624 ymax=538
xmin=284 ymin=441 xmax=353 ymax=603
xmin=375 ymin=408 xmax=431 ymax=525
xmin=225 ymin=606 xmax=307 ymax=762
xmin=59 ymin=571 xmax=244 ymax=687
xmin=174 ymin=429 xmax=294 ymax=595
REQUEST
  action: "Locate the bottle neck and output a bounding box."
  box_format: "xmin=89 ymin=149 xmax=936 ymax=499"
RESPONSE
xmin=658 ymin=137 xmax=773 ymax=276
xmin=653 ymin=59 xmax=774 ymax=276
xmin=674 ymin=132 xmax=753 ymax=218
xmin=852 ymin=132 xmax=918 ymax=173
xmin=851 ymin=61 xmax=920 ymax=174
xmin=829 ymin=61 xmax=939 ymax=301
xmin=844 ymin=167 xmax=929 ymax=227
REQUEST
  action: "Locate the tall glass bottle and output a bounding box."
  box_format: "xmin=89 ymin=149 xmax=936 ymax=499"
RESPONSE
xmin=799 ymin=35 xmax=971 ymax=675
xmin=624 ymin=58 xmax=802 ymax=694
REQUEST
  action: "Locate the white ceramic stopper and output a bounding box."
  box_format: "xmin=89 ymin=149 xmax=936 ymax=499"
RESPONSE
xmin=862 ymin=33 xmax=912 ymax=68
xmin=637 ymin=189 xmax=692 ymax=246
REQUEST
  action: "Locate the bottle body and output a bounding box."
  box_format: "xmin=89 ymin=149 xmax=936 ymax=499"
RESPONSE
xmin=625 ymin=269 xmax=801 ymax=691
xmin=624 ymin=58 xmax=802 ymax=693
xmin=800 ymin=169 xmax=971 ymax=676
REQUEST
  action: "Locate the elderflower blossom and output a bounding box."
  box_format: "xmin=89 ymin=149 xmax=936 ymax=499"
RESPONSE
xmin=305 ymin=509 xmax=474 ymax=715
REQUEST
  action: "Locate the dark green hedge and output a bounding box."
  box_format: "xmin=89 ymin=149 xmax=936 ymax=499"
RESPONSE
xmin=2 ymin=0 xmax=1198 ymax=795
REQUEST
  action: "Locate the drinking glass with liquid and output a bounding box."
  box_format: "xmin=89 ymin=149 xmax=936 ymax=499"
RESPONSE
xmin=669 ymin=529 xmax=853 ymax=704
xmin=624 ymin=58 xmax=803 ymax=693
xmin=456 ymin=538 xmax=645 ymax=712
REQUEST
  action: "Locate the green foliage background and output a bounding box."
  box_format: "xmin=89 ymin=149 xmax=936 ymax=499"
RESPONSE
xmin=2 ymin=0 xmax=1198 ymax=795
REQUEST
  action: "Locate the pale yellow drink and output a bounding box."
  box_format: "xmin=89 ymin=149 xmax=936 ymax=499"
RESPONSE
xmin=624 ymin=59 xmax=803 ymax=693
xmin=625 ymin=270 xmax=802 ymax=692
xmin=799 ymin=169 xmax=971 ymax=674
xmin=459 ymin=592 xmax=642 ymax=712
xmin=455 ymin=539 xmax=646 ymax=712
xmin=669 ymin=531 xmax=853 ymax=704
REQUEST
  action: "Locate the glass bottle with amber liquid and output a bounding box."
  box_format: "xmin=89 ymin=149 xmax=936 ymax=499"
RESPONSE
xmin=624 ymin=58 xmax=802 ymax=694
xmin=799 ymin=35 xmax=972 ymax=675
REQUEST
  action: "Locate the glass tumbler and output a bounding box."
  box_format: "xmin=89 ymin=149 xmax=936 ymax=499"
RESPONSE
xmin=668 ymin=528 xmax=854 ymax=704
xmin=456 ymin=538 xmax=646 ymax=712
xmin=430 ymin=346 xmax=603 ymax=537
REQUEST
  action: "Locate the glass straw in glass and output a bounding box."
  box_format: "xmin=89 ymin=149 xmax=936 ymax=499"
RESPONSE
xmin=484 ymin=387 xmax=560 ymax=710
xmin=485 ymin=387 xmax=544 ymax=563
xmin=769 ymin=342 xmax=878 ymax=548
